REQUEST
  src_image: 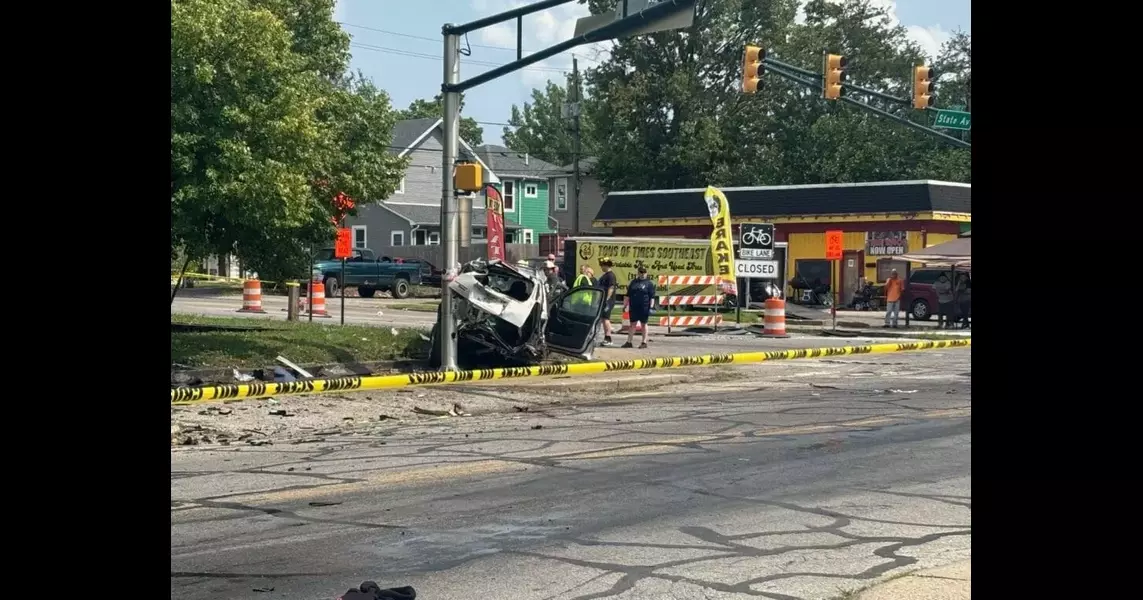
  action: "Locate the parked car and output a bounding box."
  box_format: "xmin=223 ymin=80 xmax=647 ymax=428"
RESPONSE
xmin=901 ymin=266 xmax=970 ymax=320
xmin=429 ymin=259 xmax=607 ymax=368
xmin=311 ymin=248 xmax=423 ymax=299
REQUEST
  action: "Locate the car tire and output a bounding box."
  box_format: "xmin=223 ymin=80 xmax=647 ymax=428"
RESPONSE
xmin=911 ymin=299 xmax=932 ymax=320
xmin=323 ymin=276 xmax=339 ymax=298
xmin=392 ymin=277 xmax=411 ymax=299
xmin=359 ymin=286 xmax=376 ymax=298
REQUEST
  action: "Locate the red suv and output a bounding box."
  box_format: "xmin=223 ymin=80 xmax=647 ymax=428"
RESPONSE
xmin=902 ymin=267 xmax=970 ymax=320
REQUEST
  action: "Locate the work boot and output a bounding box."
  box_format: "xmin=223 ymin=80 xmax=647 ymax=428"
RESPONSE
xmin=639 ymin=342 xmax=648 ymax=349
xmin=621 ymin=341 xmax=634 ymax=348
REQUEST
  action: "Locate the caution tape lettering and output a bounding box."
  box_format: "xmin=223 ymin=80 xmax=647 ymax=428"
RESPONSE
xmin=407 ymin=371 xmax=448 ymax=385
xmin=322 ymin=377 xmax=363 ymax=392
xmin=500 ymin=366 xmax=534 ymax=378
xmin=536 ymin=364 xmax=569 ymax=377
xmin=171 ymin=386 xmax=205 ymax=404
xmin=678 ymin=356 xmax=707 ymax=367
xmin=604 ymin=360 xmax=637 ymax=372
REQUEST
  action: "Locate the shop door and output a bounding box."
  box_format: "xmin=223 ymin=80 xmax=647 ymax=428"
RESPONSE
xmin=840 ymin=250 xmax=863 ymax=306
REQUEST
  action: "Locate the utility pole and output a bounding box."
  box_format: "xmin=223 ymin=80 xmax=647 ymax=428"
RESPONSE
xmin=570 ymin=56 xmax=582 ymax=234
xmin=439 ymin=27 xmax=461 ymax=371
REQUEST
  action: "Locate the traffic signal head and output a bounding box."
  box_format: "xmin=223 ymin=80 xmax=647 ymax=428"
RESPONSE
xmin=742 ymin=45 xmax=765 ymax=94
xmin=912 ymin=65 xmax=936 ymax=109
xmin=823 ymin=54 xmax=847 ymax=100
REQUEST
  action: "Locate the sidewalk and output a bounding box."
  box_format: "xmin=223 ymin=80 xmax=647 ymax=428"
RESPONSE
xmin=853 ymin=559 xmax=970 ymax=600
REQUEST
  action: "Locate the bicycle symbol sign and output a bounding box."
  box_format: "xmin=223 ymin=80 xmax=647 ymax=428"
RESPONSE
xmin=740 ymin=223 xmax=774 ymax=250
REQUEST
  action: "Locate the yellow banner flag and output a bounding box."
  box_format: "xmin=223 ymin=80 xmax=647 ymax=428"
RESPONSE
xmin=704 ymin=186 xmax=737 ymax=295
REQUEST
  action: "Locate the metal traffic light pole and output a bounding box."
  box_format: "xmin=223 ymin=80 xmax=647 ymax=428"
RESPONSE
xmin=436 ymin=0 xmax=699 ymax=371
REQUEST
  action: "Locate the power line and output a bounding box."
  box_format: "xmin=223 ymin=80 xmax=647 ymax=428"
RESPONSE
xmin=338 ymin=21 xmax=601 ymax=64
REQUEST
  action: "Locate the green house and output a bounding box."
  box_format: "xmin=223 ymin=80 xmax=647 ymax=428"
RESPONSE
xmin=474 ymin=145 xmax=565 ymax=244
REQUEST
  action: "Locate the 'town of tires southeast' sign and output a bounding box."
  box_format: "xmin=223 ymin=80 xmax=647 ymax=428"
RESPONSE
xmin=866 ymin=231 xmax=908 ymax=256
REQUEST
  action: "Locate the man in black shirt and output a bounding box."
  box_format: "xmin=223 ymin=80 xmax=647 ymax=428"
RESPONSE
xmin=624 ymin=266 xmax=656 ymax=349
xmin=596 ymin=257 xmax=617 ymax=346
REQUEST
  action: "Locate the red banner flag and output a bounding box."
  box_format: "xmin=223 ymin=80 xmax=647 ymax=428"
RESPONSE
xmin=484 ymin=184 xmax=506 ymax=261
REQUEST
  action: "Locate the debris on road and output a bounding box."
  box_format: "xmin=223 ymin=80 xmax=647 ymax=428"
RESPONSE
xmin=269 ymin=409 xmax=294 ymax=417
xmin=276 ymin=355 xmax=314 ymax=379
xmin=232 ymin=369 xmax=255 ymax=382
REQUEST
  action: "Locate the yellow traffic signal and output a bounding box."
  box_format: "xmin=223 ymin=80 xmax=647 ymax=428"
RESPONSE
xmin=742 ymin=45 xmax=765 ymax=94
xmin=823 ymin=54 xmax=847 ymax=100
xmin=913 ymin=65 xmax=935 ymax=109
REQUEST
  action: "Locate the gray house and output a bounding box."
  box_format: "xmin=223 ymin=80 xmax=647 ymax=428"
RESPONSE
xmin=343 ymin=118 xmax=514 ymax=258
xmin=548 ymin=156 xmax=610 ymax=235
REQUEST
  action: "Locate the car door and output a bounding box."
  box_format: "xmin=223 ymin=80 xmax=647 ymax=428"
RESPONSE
xmin=545 ymin=285 xmax=607 ymax=357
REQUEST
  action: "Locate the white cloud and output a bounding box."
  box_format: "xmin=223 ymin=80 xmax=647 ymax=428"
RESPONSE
xmin=471 ymin=0 xmax=612 ymax=89
xmin=793 ymin=0 xmax=955 ymax=60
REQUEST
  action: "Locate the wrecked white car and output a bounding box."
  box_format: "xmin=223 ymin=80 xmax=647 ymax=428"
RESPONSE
xmin=429 ymin=259 xmax=607 ymax=368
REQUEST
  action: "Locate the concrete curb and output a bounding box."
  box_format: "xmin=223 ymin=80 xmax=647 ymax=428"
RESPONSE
xmin=783 ymin=326 xmax=971 ymax=339
xmin=852 ymin=559 xmax=970 ymax=600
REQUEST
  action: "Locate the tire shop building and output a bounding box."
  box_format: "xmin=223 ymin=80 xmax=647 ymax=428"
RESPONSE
xmin=592 ymin=180 xmax=971 ymax=306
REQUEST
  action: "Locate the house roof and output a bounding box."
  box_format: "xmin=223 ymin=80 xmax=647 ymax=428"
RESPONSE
xmin=381 ymin=202 xmax=523 ymax=229
xmin=560 ymin=156 xmax=598 ymax=175
xmin=595 ymin=180 xmax=971 ymax=223
xmin=474 ymin=145 xmax=564 ymax=179
xmin=390 ymin=118 xmax=498 ymax=184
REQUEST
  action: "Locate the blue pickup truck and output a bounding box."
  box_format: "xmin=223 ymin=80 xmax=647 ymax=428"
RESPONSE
xmin=312 ymin=248 xmax=423 ymax=299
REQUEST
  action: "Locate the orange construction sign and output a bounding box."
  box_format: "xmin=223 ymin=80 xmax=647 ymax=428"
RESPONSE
xmin=825 ymin=230 xmax=844 ymax=260
xmin=335 ymin=228 xmax=352 ymax=259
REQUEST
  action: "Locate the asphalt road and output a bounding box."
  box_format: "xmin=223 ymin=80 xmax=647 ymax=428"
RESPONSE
xmin=172 ymin=348 xmax=971 ymax=600
xmin=172 ymin=293 xmax=438 ymax=328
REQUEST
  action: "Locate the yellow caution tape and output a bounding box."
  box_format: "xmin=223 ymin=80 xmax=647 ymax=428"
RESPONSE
xmin=171 ymin=339 xmax=970 ymax=406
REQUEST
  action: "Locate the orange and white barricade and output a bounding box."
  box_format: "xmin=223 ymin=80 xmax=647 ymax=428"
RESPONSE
xmin=656 ymin=275 xmax=725 ymax=331
xmin=762 ymin=298 xmax=789 ymax=338
xmin=237 ymin=279 xmax=267 ymax=314
xmin=658 ymin=314 xmax=723 ymax=327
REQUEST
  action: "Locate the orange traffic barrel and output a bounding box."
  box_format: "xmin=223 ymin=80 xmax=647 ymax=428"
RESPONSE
xmin=763 ymin=298 xmax=789 ymax=338
xmin=237 ymin=279 xmax=267 ymax=313
xmin=307 ymin=281 xmax=332 ymax=318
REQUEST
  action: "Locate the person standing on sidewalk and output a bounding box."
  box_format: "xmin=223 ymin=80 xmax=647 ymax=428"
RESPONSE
xmin=572 ymin=265 xmax=595 ymax=288
xmin=624 ymin=266 xmax=656 ymax=349
xmin=597 ymin=258 xmax=617 ymax=346
xmin=882 ymin=269 xmax=903 ymax=329
xmin=934 ymin=273 xmax=955 ymax=328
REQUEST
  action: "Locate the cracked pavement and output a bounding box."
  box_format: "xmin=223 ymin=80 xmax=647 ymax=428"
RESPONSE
xmin=171 ymin=347 xmax=971 ymax=600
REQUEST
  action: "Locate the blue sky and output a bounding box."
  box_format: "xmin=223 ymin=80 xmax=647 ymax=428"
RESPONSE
xmin=335 ymin=0 xmax=970 ymax=146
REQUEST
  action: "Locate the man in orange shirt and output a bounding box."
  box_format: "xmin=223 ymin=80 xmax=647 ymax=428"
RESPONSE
xmin=883 ymin=269 xmax=904 ymax=328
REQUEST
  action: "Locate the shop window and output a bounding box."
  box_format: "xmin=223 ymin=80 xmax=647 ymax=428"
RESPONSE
xmin=876 ymin=258 xmax=910 ymax=282
xmin=792 ymin=259 xmax=831 ymax=288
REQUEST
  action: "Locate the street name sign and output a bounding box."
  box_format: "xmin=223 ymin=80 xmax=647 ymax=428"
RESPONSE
xmin=933 ymin=109 xmax=971 ymax=131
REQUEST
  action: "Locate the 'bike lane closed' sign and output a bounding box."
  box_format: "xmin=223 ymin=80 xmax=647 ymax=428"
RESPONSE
xmin=736 ymin=259 xmax=779 ymax=279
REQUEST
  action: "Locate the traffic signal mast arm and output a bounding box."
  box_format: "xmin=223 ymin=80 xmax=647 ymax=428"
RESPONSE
xmin=762 ymin=60 xmax=970 ymax=149
xmin=764 ymin=56 xmax=909 ymax=107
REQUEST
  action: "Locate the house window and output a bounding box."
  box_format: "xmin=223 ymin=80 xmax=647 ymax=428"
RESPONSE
xmin=390 ymin=231 xmax=405 ymax=246
xmin=395 ymin=177 xmax=405 ymax=194
xmin=503 ymin=181 xmax=515 ymax=212
xmin=428 ymin=232 xmax=440 ymax=246
xmin=555 ymin=183 xmax=567 ymax=211
xmin=351 ymin=226 xmax=367 ymax=249
xmin=472 ymin=227 xmax=485 ymax=239
xmin=505 ymin=231 xmax=515 ymax=244
xmin=523 ymin=183 xmax=538 ymax=198
xmin=413 ymin=229 xmax=427 ymax=246
xmin=522 ymin=229 xmax=534 ymax=244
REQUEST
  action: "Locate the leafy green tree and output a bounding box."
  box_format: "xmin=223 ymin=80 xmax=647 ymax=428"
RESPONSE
xmin=399 ymin=95 xmax=484 ymax=146
xmin=578 ymin=0 xmax=970 ymax=190
xmin=502 ymin=77 xmax=595 ymax=168
xmin=171 ymin=0 xmax=407 ymax=289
